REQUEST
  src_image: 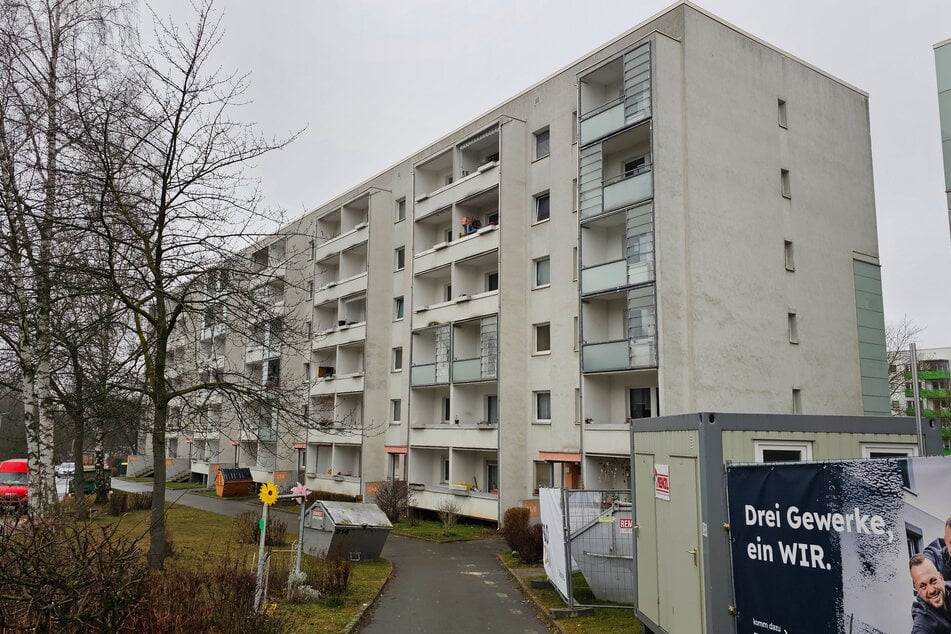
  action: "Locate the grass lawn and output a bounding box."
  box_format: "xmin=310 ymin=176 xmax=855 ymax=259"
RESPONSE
xmin=497 ymin=553 xmax=643 ymax=633
xmin=391 ymin=517 xmax=496 ymax=541
xmin=119 ymin=477 xmax=204 ymax=491
xmin=92 ymin=505 xmax=390 ymax=632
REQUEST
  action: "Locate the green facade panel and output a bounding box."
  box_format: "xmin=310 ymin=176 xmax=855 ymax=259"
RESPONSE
xmin=853 ymin=260 xmax=889 ymax=416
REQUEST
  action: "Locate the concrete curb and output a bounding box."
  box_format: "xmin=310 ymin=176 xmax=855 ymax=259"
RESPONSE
xmin=496 ymin=556 xmax=567 ymax=634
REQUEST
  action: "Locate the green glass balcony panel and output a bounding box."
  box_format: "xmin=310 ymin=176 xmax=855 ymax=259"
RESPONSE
xmin=580 ymin=102 xmax=624 ymax=146
xmin=603 ymin=170 xmax=652 ymax=213
xmin=257 ymin=427 xmax=277 ymax=442
xmin=904 ymin=370 xmax=951 ymax=380
xmin=452 ymin=358 xmax=488 ymax=383
xmin=581 ymin=260 xmax=626 ymax=295
xmin=410 ymin=363 xmax=437 ymax=386
xmin=582 ymin=340 xmax=631 ymax=372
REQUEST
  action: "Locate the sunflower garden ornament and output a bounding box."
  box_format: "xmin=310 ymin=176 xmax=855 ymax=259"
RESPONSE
xmin=259 ymin=481 xmax=279 ymax=506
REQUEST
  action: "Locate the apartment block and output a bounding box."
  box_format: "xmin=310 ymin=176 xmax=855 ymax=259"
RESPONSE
xmin=161 ymin=3 xmax=889 ymax=522
xmin=892 ymin=346 xmax=951 ymax=451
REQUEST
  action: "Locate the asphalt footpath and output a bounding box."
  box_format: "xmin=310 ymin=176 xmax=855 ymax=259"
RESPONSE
xmin=110 ymin=480 xmax=552 ymax=633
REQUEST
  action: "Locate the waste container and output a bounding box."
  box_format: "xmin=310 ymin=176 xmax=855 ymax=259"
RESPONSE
xmin=302 ymin=500 xmax=392 ymax=561
xmin=214 ymin=467 xmax=253 ymax=497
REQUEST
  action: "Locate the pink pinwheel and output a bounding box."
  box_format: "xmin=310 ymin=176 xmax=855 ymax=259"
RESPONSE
xmin=290 ymin=481 xmax=310 ymax=504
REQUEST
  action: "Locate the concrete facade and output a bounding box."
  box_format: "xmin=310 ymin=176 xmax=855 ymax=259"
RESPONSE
xmin=157 ymin=3 xmax=889 ymax=524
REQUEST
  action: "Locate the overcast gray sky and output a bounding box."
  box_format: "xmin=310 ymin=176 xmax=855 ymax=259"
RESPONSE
xmin=163 ymin=0 xmax=951 ymax=348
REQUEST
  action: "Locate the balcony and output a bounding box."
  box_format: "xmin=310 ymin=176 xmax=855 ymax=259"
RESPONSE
xmin=581 ymin=259 xmax=654 ymax=295
xmin=313 ymin=322 xmax=366 ymax=349
xmin=906 ymin=389 xmax=950 ymax=399
xmin=313 ymin=221 xmax=368 ymax=262
xmin=580 ymin=100 xmax=625 ymax=146
xmin=416 ymin=162 xmax=499 ymax=218
xmin=582 ymin=338 xmax=656 ymax=372
xmin=905 ymin=370 xmax=951 ymax=380
xmin=310 ymin=372 xmax=365 ymax=396
xmin=413 ymin=291 xmax=498 ymax=328
xmin=583 ymin=424 xmax=633 ymax=456
xmin=410 ymin=487 xmax=498 ymax=521
xmin=409 ymin=423 xmax=498 ymax=449
xmin=257 ymin=426 xmax=277 ymax=442
xmin=602 ymin=169 xmax=652 ymax=214
xmin=415 ymin=224 xmax=499 ymax=273
xmin=314 ymin=272 xmax=368 ymax=304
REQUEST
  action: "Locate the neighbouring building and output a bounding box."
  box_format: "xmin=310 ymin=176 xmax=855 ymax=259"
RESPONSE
xmin=892 ymin=346 xmax=951 ymax=452
xmin=935 ymin=37 xmax=951 ymax=238
xmin=151 ymin=2 xmax=890 ymax=523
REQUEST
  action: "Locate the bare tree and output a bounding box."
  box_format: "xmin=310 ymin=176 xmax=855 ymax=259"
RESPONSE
xmin=886 ymin=316 xmax=924 ymax=415
xmin=77 ymin=1 xmax=297 ymax=568
xmin=0 ymin=0 xmax=125 ymax=512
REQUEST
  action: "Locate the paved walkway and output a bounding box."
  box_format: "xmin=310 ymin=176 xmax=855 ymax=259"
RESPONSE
xmin=111 ymin=481 xmax=551 ymax=632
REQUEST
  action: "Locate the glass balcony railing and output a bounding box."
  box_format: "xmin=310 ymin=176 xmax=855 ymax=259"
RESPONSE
xmin=603 ymin=170 xmax=652 ymax=213
xmin=581 ymin=259 xmax=654 ymax=295
xmin=904 ymin=370 xmax=951 ymax=380
xmin=582 ymin=338 xmax=656 ymax=372
xmin=906 ymin=388 xmax=950 ymax=399
xmin=410 ymin=363 xmax=438 ymax=386
xmin=257 ymin=426 xmax=277 ymax=442
xmin=580 ymin=100 xmax=625 ymax=146
xmin=451 ymin=357 xmax=497 ymax=383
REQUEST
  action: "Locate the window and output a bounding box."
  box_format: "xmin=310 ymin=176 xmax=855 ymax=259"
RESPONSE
xmin=303 ymin=362 xmax=310 ymax=380
xmin=535 ymin=193 xmax=550 ymax=222
xmin=778 ymin=98 xmax=787 ymax=128
xmin=444 ymin=283 xmax=453 ymax=302
xmin=573 ymin=317 xmax=578 ymax=351
xmin=534 ymin=257 xmax=550 ymax=287
xmin=784 ymin=240 xmax=795 ymax=271
xmin=624 ymin=156 xmax=646 ymax=177
xmin=392 ymin=347 xmax=403 ymax=371
xmin=443 ymin=397 xmax=451 ymax=423
xmin=788 ymin=312 xmax=798 ymax=344
xmin=571 ymin=111 xmax=578 ymax=143
xmin=861 ymin=444 xmax=917 ymax=459
xmin=754 ymin=440 xmax=812 ymax=463
xmin=486 ymin=395 xmax=498 ymax=425
xmin=442 ymin=457 xmax=450 ymax=483
xmin=534 ymin=461 xmax=552 ymax=494
xmin=572 ymin=247 xmax=578 ymax=280
xmin=630 ymin=387 xmax=652 ymax=419
xmin=308 ymin=239 xmax=315 ymax=260
xmin=391 ymin=399 xmax=401 ymax=423
xmin=394 ymin=296 xmax=404 ymax=320
xmin=307 ymin=280 xmax=314 ymax=299
xmin=486 ymin=271 xmax=499 ymax=292
xmin=535 ymin=323 xmax=551 ymax=353
xmin=396 ymin=198 xmax=406 ymax=222
xmin=535 ymin=391 xmax=552 ymax=422
xmin=572 ymin=178 xmax=578 ymax=213
xmin=534 ymin=128 xmax=550 ymax=159
xmin=781 ymin=169 xmax=791 ymax=198
xmin=485 ymin=461 xmax=499 ymax=493
xmin=395 ymin=247 xmax=405 ymax=270
xmin=792 ymin=388 xmax=802 ymax=414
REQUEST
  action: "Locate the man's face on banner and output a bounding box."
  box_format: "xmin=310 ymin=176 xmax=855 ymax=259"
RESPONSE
xmin=913 ymin=560 xmax=947 ymax=609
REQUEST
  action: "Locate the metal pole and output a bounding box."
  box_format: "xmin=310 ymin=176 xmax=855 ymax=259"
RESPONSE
xmin=564 ymin=487 xmax=574 ymax=610
xmin=296 ymin=499 xmax=305 ymax=575
xmin=910 ymin=343 xmax=924 ymax=454
xmin=254 ymin=502 xmax=268 ymax=612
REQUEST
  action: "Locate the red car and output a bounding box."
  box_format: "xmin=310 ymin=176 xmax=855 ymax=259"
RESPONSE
xmin=0 ymin=459 xmax=29 ymax=507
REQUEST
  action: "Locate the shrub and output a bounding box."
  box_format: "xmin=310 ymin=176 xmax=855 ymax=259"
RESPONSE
xmin=127 ymin=491 xmax=152 ymax=511
xmin=122 ymin=561 xmax=285 ymax=633
xmin=304 ymin=557 xmax=352 ymax=596
xmin=515 ymin=523 xmax=544 ymax=564
xmin=0 ymin=511 xmax=147 ymax=631
xmin=234 ymin=510 xmax=288 ymax=547
xmin=108 ymin=490 xmax=128 ymax=516
xmin=437 ymin=499 xmax=461 ymax=534
xmin=375 ymin=479 xmax=413 ymax=523
xmin=502 ymin=506 xmax=530 ymax=551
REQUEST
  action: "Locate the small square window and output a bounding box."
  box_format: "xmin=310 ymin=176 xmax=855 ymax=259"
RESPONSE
xmin=486 ymin=271 xmax=499 ymax=292
xmin=535 ymin=193 xmax=550 ymax=222
xmin=535 ymin=323 xmax=551 ymax=353
xmin=535 ymin=391 xmax=551 ymax=422
xmin=754 ymin=440 xmax=812 ymax=462
xmin=535 ymin=257 xmax=550 ymax=287
xmin=396 ymin=198 xmax=406 ymax=222
xmin=395 ymin=247 xmax=405 ymax=270
xmin=788 ymin=312 xmax=798 ymax=344
xmin=630 ymin=387 xmax=652 ymax=419
xmin=792 ymin=389 xmax=802 ymax=414
xmin=394 ymin=297 xmax=404 ymax=320
xmin=784 ymin=240 xmax=795 ymax=271
xmin=781 ymin=169 xmax=791 ymax=198
xmin=391 ymin=399 xmax=401 ymax=422
xmin=392 ymin=347 xmax=403 ymax=371
xmin=778 ymin=99 xmax=787 ymax=128
xmin=535 ymin=128 xmax=550 ymax=159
